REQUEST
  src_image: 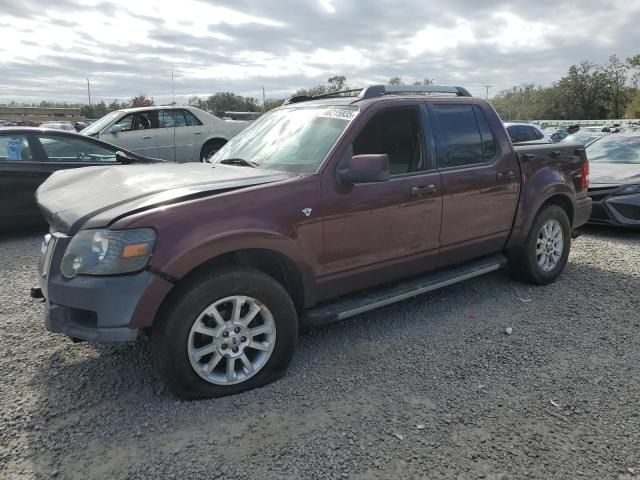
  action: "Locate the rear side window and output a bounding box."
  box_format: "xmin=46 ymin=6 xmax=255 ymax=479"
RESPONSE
xmin=473 ymin=106 xmax=497 ymax=161
xmin=530 ymin=127 xmax=544 ymax=140
xmin=431 ymin=104 xmax=484 ymax=168
xmin=183 ymin=110 xmax=202 ymax=126
xmin=0 ymin=134 xmax=32 ymax=161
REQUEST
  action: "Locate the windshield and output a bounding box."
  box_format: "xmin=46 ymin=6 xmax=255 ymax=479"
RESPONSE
xmin=211 ymin=105 xmax=359 ymax=173
xmin=81 ymin=111 xmax=121 ymax=135
xmin=587 ymin=136 xmax=640 ymax=164
xmin=561 ymin=133 xmax=602 ymax=146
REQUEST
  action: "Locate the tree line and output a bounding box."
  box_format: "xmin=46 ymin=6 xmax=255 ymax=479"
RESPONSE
xmin=491 ymin=53 xmax=640 ymax=120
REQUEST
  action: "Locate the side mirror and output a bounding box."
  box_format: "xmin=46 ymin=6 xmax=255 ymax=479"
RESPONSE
xmin=109 ymin=124 xmax=124 ymax=134
xmin=337 ymin=154 xmax=390 ymax=184
xmin=115 ymin=150 xmax=132 ymax=164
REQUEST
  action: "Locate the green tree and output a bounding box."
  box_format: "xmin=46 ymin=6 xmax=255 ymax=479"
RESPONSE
xmin=389 ymin=76 xmax=402 ymax=85
xmin=605 ymin=54 xmax=629 ymax=118
xmin=327 ymin=75 xmax=347 ymax=91
xmin=626 ymin=89 xmax=640 ymax=118
xmin=263 ymin=98 xmax=284 ymax=112
xmin=129 ymin=95 xmax=154 ymax=108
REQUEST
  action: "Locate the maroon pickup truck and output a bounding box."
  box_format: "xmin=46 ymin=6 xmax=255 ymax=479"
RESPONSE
xmin=35 ymin=85 xmax=591 ymax=399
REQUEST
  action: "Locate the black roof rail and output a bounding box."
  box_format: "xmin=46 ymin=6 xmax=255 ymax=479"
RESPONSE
xmin=283 ymin=88 xmax=365 ymax=105
xmin=358 ymin=84 xmax=472 ymax=98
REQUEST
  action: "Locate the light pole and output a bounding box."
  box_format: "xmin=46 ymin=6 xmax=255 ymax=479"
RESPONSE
xmin=483 ymin=85 xmax=493 ymax=101
xmin=86 ymin=79 xmax=91 ymax=106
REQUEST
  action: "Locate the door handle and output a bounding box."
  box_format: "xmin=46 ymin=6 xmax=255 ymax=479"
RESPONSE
xmin=410 ymin=184 xmax=437 ymax=196
xmin=550 ymin=150 xmax=562 ymax=157
xmin=194 ymin=131 xmax=202 ymax=135
xmin=496 ymin=170 xmax=515 ymax=181
xmin=143 ymin=136 xmax=152 ymax=140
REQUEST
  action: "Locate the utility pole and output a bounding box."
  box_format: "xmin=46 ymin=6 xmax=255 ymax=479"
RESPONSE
xmin=262 ymin=87 xmax=266 ymax=113
xmin=483 ymin=85 xmax=493 ymax=101
xmin=86 ymin=78 xmax=92 ymax=106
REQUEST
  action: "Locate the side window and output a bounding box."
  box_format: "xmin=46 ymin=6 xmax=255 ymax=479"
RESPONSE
xmin=0 ymin=135 xmax=32 ymax=161
xmin=352 ymin=107 xmax=424 ymax=176
xmin=531 ymin=127 xmax=544 ymax=140
xmin=432 ymin=104 xmax=484 ymax=168
xmin=158 ymin=110 xmax=188 ymax=128
xmin=183 ymin=110 xmax=202 ymax=126
xmin=473 ymin=106 xmax=497 ymax=161
xmin=115 ymin=114 xmax=135 ymax=132
xmin=133 ymin=111 xmax=155 ymax=130
xmin=38 ymin=136 xmax=117 ymax=162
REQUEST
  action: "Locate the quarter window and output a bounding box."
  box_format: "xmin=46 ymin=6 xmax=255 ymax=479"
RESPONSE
xmin=183 ymin=110 xmax=202 ymax=126
xmin=473 ymin=106 xmax=497 ymax=161
xmin=0 ymin=134 xmax=32 ymax=161
xmin=432 ymin=104 xmax=484 ymax=168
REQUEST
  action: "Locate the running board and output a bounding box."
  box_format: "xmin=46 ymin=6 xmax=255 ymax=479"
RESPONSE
xmin=301 ymin=254 xmax=507 ymax=328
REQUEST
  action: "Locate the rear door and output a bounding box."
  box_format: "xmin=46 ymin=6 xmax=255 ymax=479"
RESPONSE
xmin=428 ymin=102 xmax=519 ymax=267
xmin=0 ymin=132 xmax=48 ymax=227
xmin=157 ymin=108 xmax=204 ymax=161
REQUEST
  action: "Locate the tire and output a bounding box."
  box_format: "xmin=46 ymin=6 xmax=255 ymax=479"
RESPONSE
xmin=508 ymin=205 xmax=571 ymax=285
xmin=151 ymin=266 xmax=298 ymax=399
xmin=200 ymin=140 xmax=226 ymax=162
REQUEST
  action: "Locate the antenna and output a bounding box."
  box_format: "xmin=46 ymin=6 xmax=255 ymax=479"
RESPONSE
xmin=483 ymin=85 xmax=493 ymax=100
xmin=171 ymin=65 xmax=175 ymax=106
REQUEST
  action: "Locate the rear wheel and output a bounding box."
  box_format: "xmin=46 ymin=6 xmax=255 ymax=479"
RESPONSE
xmin=509 ymin=205 xmax=571 ymax=285
xmin=151 ymin=266 xmax=298 ymax=399
xmin=200 ymin=140 xmax=226 ymax=162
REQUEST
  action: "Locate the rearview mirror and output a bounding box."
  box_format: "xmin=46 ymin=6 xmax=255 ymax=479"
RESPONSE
xmin=109 ymin=125 xmax=124 ymax=134
xmin=337 ymin=154 xmax=390 ymax=184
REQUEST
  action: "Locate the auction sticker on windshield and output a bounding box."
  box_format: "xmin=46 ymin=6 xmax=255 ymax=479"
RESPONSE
xmin=318 ymin=106 xmax=359 ymax=121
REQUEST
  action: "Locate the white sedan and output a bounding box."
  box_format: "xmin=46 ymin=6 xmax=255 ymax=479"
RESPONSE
xmin=81 ymin=106 xmax=248 ymax=162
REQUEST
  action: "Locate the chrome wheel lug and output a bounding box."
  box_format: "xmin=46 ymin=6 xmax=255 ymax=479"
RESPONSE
xmin=234 ymin=327 xmax=241 ymax=333
xmin=221 ymin=343 xmax=228 ymax=350
xmin=232 ymin=347 xmax=239 ymax=353
xmin=241 ymin=336 xmax=247 ymax=343
xmin=222 ymin=331 xmax=229 ymax=338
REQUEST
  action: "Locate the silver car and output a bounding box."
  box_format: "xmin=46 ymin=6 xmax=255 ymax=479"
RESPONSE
xmin=503 ymin=122 xmax=553 ymax=145
xmin=81 ymin=106 xmax=248 ymax=162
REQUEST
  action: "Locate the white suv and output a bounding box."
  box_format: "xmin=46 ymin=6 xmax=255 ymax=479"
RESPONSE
xmin=81 ymin=106 xmax=248 ymax=162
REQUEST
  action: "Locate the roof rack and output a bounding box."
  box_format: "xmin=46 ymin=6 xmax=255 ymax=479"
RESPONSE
xmin=282 ymin=84 xmax=472 ymax=105
xmin=359 ymin=84 xmax=472 ymax=98
xmin=283 ymin=89 xmax=364 ymax=105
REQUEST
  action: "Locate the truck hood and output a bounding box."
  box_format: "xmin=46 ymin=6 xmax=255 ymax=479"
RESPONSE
xmin=36 ymin=163 xmax=292 ymax=234
xmin=589 ymin=162 xmax=640 ymax=185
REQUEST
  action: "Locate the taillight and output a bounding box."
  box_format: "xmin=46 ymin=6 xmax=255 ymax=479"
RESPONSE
xmin=580 ymin=158 xmax=589 ymax=189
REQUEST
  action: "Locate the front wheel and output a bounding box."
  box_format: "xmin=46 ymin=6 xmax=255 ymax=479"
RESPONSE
xmin=509 ymin=205 xmax=571 ymax=285
xmin=151 ymin=266 xmax=298 ymax=399
xmin=200 ymin=140 xmax=226 ymax=162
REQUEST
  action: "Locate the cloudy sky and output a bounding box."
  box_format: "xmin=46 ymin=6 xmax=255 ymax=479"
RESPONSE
xmin=1 ymin=0 xmax=639 ymax=105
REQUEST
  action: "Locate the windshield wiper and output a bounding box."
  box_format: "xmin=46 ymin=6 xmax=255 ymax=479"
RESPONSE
xmin=218 ymin=158 xmax=259 ymax=168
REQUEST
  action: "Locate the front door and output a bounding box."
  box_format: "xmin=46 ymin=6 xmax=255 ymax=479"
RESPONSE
xmin=0 ymin=133 xmax=48 ymax=228
xmin=428 ymin=102 xmax=520 ymax=267
xmin=100 ymin=110 xmax=159 ymax=158
xmin=320 ymin=104 xmax=442 ymax=299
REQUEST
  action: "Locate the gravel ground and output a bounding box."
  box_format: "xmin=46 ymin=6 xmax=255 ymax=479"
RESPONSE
xmin=1 ymin=226 xmax=639 ymax=480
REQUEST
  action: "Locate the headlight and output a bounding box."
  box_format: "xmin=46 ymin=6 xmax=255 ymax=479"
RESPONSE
xmin=61 ymin=228 xmax=156 ymax=278
xmin=618 ymin=184 xmax=640 ymax=195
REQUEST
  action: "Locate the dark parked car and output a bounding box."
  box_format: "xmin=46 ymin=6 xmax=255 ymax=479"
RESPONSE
xmin=34 ymin=85 xmax=591 ymax=399
xmin=0 ymin=127 xmax=159 ymax=229
xmin=586 ymin=133 xmax=640 ymax=227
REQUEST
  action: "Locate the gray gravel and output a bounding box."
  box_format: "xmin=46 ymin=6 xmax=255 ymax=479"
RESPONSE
xmin=1 ymin=226 xmax=639 ymax=479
